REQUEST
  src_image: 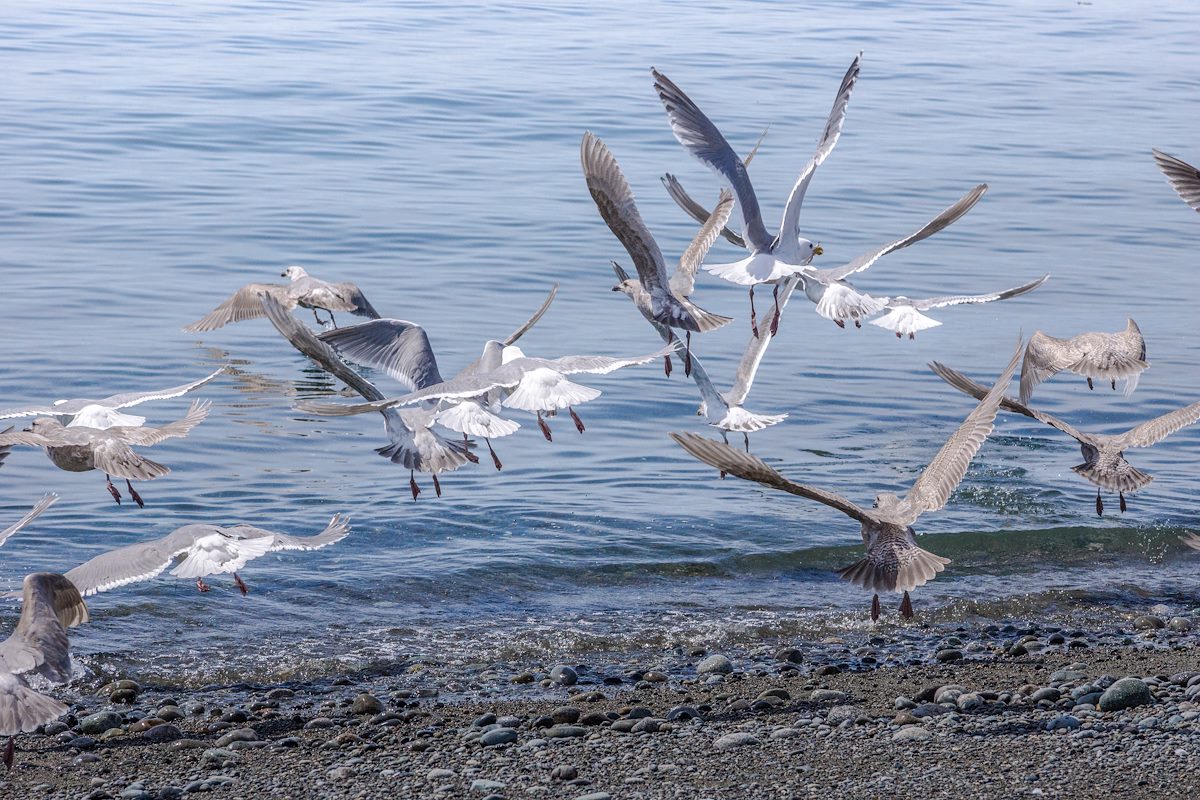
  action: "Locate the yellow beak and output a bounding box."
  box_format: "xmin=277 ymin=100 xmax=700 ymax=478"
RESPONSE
xmin=813 ymin=244 xmax=824 ymax=256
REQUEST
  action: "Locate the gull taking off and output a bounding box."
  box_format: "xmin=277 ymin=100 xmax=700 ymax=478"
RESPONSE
xmin=1153 ymin=149 xmax=1200 ymax=213
xmin=672 ymin=337 xmax=1022 ymax=621
xmin=0 ymin=368 xmax=224 ymax=429
xmin=652 ymin=54 xmax=861 ymax=335
xmin=581 ymin=131 xmax=732 ymax=375
xmin=931 ymin=361 xmax=1200 ymax=516
xmin=184 ymin=266 xmax=380 ymax=332
xmin=65 ymin=515 xmax=350 ymax=596
xmin=0 ymin=402 xmax=211 ymax=507
xmin=868 ymin=273 xmax=1049 ymax=339
xmin=1019 ymin=319 xmax=1147 ymax=404
xmin=0 ymin=573 xmax=88 ymax=769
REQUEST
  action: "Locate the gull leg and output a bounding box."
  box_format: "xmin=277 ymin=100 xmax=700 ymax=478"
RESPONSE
xmin=908 ymin=332 xmax=915 ymax=340
xmin=569 ymin=406 xmax=585 ymax=433
xmin=896 ymin=331 xmax=902 ymax=339
xmin=3 ymin=736 xmax=13 ymax=771
xmin=233 ymin=572 xmax=249 ymax=596
xmin=834 ymin=318 xmax=845 ymax=329
xmin=899 ymin=591 xmax=914 ymax=619
xmin=312 ymin=308 xmax=325 ymax=325
xmin=196 ymin=577 xmax=211 ymax=593
xmin=870 ymin=594 xmax=881 ymax=622
xmin=743 ymin=432 xmax=750 ymax=452
xmin=125 ymin=479 xmax=145 ymax=508
xmin=487 ymin=438 xmax=502 ymax=471
xmin=432 ymin=474 xmax=442 ymax=498
xmin=664 ymin=354 xmax=673 ymax=377
xmin=854 ymin=318 xmax=862 ymax=329
xmin=106 ymin=474 xmax=122 ymax=505
xmin=1119 ymin=492 xmax=1127 ymax=513
xmin=1111 ymin=378 xmax=1116 ymax=391
xmin=749 ymin=287 xmax=759 ymax=338
xmin=769 ymin=284 xmax=781 ymax=336
xmin=537 ymin=411 xmax=553 ymax=442
xmin=1095 ymin=489 xmax=1103 ymax=517
xmin=684 ymin=331 xmax=692 ymax=377
xmin=1087 ymin=377 xmax=1094 ymax=390
xmin=329 ymin=311 xmax=338 ymax=328
xmin=409 ymin=470 xmax=420 ymax=501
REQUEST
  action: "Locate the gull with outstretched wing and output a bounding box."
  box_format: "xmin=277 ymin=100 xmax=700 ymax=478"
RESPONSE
xmin=185 ymin=266 xmax=379 ymax=332
xmin=1019 ymin=319 xmax=1146 ymax=404
xmin=867 ymin=273 xmax=1049 ymax=339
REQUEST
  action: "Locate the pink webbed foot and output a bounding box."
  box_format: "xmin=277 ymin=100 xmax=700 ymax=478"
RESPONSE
xmin=126 ymin=479 xmax=145 ymax=508
xmin=537 ymin=411 xmax=553 ymax=442
xmin=569 ymin=407 xmax=585 ymax=434
xmin=1095 ymin=490 xmax=1103 ymax=517
xmin=870 ymin=594 xmax=881 ymax=622
xmin=908 ymin=332 xmax=915 ymax=340
xmin=410 ymin=472 xmax=420 ymax=501
xmin=233 ymin=573 xmax=249 ymax=596
xmin=196 ymin=577 xmax=211 ymax=593
xmin=895 ymin=331 xmax=902 ymax=339
xmin=487 ymin=439 xmax=502 ymax=471
xmin=663 ymin=354 xmax=672 ymax=378
xmin=106 ymin=476 xmax=121 ymax=505
xmin=769 ymin=285 xmax=781 ymax=336
xmin=854 ymin=318 xmax=861 ymax=329
xmin=834 ymin=319 xmax=845 ymax=329
xmin=1119 ymin=492 xmax=1127 ymax=513
xmin=899 ymin=591 xmax=914 ymax=619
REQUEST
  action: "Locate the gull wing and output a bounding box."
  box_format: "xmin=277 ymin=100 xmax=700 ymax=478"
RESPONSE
xmin=1116 ymin=401 xmax=1200 ymax=449
xmin=116 ymin=400 xmax=211 ymax=446
xmin=726 ymin=275 xmax=803 ymax=406
xmin=777 ymin=52 xmax=862 ymax=244
xmin=672 ymin=189 xmax=734 ymax=298
xmin=0 ymin=573 xmax=88 ymax=682
xmin=319 ymin=320 xmax=444 ymax=391
xmin=183 ymin=283 xmax=294 ymax=333
xmin=1019 ymin=331 xmax=1080 ymax=405
xmin=90 ymin=439 xmax=170 ymax=480
xmin=899 ymin=337 xmax=1023 ymax=523
xmin=651 ymin=69 xmax=775 ymax=251
xmin=0 ymin=494 xmax=58 ymax=549
xmin=581 ymin=132 xmax=672 ymax=291
xmin=227 ymin=514 xmax=351 ymax=551
xmin=928 ymin=361 xmax=1091 ymax=443
xmin=64 ymin=526 xmax=213 ymax=597
xmin=661 ymin=173 xmax=746 ymax=248
xmin=1153 ymin=149 xmax=1200 ymax=212
xmin=332 ymin=282 xmax=382 ymax=319
xmin=671 ymin=433 xmax=876 ymax=523
xmin=93 ymin=367 xmax=226 ymax=410
xmin=260 ymin=294 xmax=386 ymax=403
xmin=503 ymin=284 xmax=558 ymax=346
xmin=814 ymin=184 xmax=988 ymax=283
xmin=903 ymin=274 xmax=1049 ymax=310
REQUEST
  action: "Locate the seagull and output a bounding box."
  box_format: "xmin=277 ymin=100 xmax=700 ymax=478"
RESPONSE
xmin=1019 ymin=319 xmax=1147 ymax=404
xmin=868 ymin=273 xmax=1050 ymax=339
xmin=0 ymin=368 xmax=224 ymax=428
xmin=581 ymin=131 xmax=732 ymax=374
xmin=0 ymin=401 xmax=211 ymax=507
xmin=64 ymin=514 xmax=350 ymax=596
xmin=184 ymin=266 xmax=380 ymax=332
xmin=672 ymin=337 xmax=1022 ymax=621
xmin=260 ymin=294 xmax=475 ymax=500
xmin=1181 ymin=533 xmax=1200 ymax=551
xmin=652 ymin=54 xmax=861 ymax=336
xmin=0 ymin=573 xmax=89 ymax=769
xmin=930 ymin=360 xmax=1200 ymax=516
xmin=0 ymin=495 xmax=58 ymax=550
xmin=610 ymin=260 xmax=788 ymax=441
xmin=297 ymin=341 xmax=675 ymax=443
xmin=1153 ymin=149 xmax=1200 ymax=213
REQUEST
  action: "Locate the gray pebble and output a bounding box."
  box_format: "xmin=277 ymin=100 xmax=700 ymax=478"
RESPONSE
xmin=697 ymin=654 xmax=733 ymax=675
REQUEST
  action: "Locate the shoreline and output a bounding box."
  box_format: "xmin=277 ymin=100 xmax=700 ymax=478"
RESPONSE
xmin=6 ymin=613 xmax=1200 ymax=799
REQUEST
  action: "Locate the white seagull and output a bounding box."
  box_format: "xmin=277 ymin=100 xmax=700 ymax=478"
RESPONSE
xmin=581 ymin=130 xmax=732 ymax=374
xmin=64 ymin=515 xmax=350 ymax=596
xmin=652 ymin=54 xmax=861 ymax=336
xmin=867 ymin=273 xmax=1049 ymax=339
xmin=0 ymin=368 xmax=224 ymax=429
xmin=673 ymin=337 xmax=1022 ymax=621
xmin=184 ymin=266 xmax=380 ymax=332
xmin=0 ymin=573 xmax=89 ymax=768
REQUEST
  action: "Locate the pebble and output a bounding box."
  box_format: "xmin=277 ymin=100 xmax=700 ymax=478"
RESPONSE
xmin=713 ymin=732 xmax=759 ymax=750
xmin=427 ymin=768 xmax=456 ymax=781
xmin=1098 ymin=678 xmax=1154 ymax=712
xmin=573 ymin=794 xmax=611 ymax=800
xmin=79 ymin=711 xmax=123 ymax=735
xmin=1046 ymin=715 xmax=1081 ymax=731
xmin=480 ymin=728 xmax=518 ymax=746
xmin=935 ymin=648 xmax=963 ymax=663
xmin=550 ymin=764 xmax=579 ymax=781
xmin=666 ymin=705 xmax=701 ymax=721
xmin=697 ymin=654 xmax=733 ymax=675
xmin=544 ymin=725 xmax=587 ymax=738
xmin=810 ymin=689 xmax=847 ymax=702
xmin=351 ymin=693 xmax=384 ymax=715
xmin=142 ymin=724 xmax=183 ymax=743
xmin=470 ymin=779 xmax=506 ymax=793
xmin=550 ymin=665 xmax=578 ymax=686
xmin=214 ymin=728 xmax=260 ymax=747
xmin=1133 ymin=616 xmax=1165 ymax=630
xmin=892 ymin=726 xmax=932 ymax=742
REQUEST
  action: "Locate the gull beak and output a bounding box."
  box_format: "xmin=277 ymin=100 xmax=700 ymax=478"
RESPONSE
xmin=611 ymin=286 xmax=620 ymax=292
xmin=279 ymin=271 xmax=288 ymax=277
xmin=813 ymin=244 xmax=824 ymax=256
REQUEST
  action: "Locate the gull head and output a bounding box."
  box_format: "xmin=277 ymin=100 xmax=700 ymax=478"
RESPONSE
xmin=281 ymin=265 xmax=309 ymax=280
xmin=872 ymin=492 xmax=903 ymax=513
xmin=795 ymin=238 xmax=822 ymax=264
xmin=29 ymin=417 xmax=61 ymax=433
xmin=611 ymin=278 xmax=640 ymax=296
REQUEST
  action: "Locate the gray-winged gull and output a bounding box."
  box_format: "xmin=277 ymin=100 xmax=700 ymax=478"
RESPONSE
xmin=184 ymin=266 xmax=380 ymax=332
xmin=1019 ymin=319 xmax=1147 ymax=404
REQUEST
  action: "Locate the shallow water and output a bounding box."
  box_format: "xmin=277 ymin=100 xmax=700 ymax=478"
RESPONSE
xmin=2 ymin=1 xmax=1200 ymax=684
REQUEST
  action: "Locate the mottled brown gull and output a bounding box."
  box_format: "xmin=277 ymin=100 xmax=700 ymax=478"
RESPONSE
xmin=1019 ymin=319 xmax=1147 ymax=404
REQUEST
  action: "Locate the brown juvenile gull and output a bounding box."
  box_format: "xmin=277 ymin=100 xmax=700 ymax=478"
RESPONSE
xmin=0 ymin=573 xmax=88 ymax=769
xmin=581 ymin=130 xmax=732 ymax=374
xmin=64 ymin=515 xmax=349 ymax=596
xmin=931 ymin=361 xmax=1200 ymax=516
xmin=652 ymin=54 xmax=862 ymax=336
xmin=0 ymin=402 xmax=210 ymax=507
xmin=0 ymin=368 xmax=224 ymax=429
xmin=184 ymin=265 xmax=380 ymax=332
xmin=1153 ymin=149 xmax=1200 ymax=213
xmin=1019 ymin=319 xmax=1147 ymax=404
xmin=0 ymin=495 xmax=58 ymax=550
xmin=672 ymin=337 xmax=1022 ymax=621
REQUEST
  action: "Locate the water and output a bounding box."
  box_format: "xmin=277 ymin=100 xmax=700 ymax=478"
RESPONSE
xmin=2 ymin=0 xmax=1199 ymax=686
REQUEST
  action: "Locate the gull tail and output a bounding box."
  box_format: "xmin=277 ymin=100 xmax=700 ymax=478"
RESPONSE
xmin=869 ymin=307 xmax=942 ymax=338
xmin=711 ymin=406 xmax=788 ymax=433
xmin=837 ymin=546 xmax=950 ymax=593
xmin=0 ymin=677 xmax=70 ymax=733
xmin=704 ymin=252 xmax=790 ymax=285
xmin=1072 ymin=460 xmax=1153 ymax=494
xmin=673 ymin=298 xmax=733 ymax=333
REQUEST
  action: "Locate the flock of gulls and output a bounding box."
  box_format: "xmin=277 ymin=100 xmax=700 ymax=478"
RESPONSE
xmin=2 ymin=53 xmax=1200 ymax=767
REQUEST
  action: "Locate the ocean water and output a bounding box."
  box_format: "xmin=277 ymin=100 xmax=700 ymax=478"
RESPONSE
xmin=2 ymin=0 xmax=1199 ymax=685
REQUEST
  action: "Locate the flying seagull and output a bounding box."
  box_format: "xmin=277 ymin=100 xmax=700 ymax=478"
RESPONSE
xmin=652 ymin=54 xmax=861 ymax=335
xmin=0 ymin=401 xmax=211 ymax=507
xmin=867 ymin=273 xmax=1049 ymax=339
xmin=672 ymin=337 xmax=1022 ymax=621
xmin=0 ymin=573 xmax=89 ymax=769
xmin=184 ymin=266 xmax=380 ymax=332
xmin=930 ymin=360 xmax=1200 ymax=515
xmin=65 ymin=515 xmax=350 ymax=596
xmin=0 ymin=368 xmax=224 ymax=429
xmin=581 ymin=130 xmax=732 ymax=374
xmin=1152 ymin=149 xmax=1200 ymax=213
xmin=1019 ymin=319 xmax=1147 ymax=404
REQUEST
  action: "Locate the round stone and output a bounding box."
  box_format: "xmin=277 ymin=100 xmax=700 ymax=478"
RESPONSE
xmin=351 ymin=694 xmax=384 ymax=715
xmin=480 ymin=728 xmax=518 ymax=747
xmin=549 ymin=665 xmax=578 ymax=686
xmin=1098 ymin=678 xmax=1154 ymax=712
xmin=697 ymin=654 xmax=733 ymax=675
